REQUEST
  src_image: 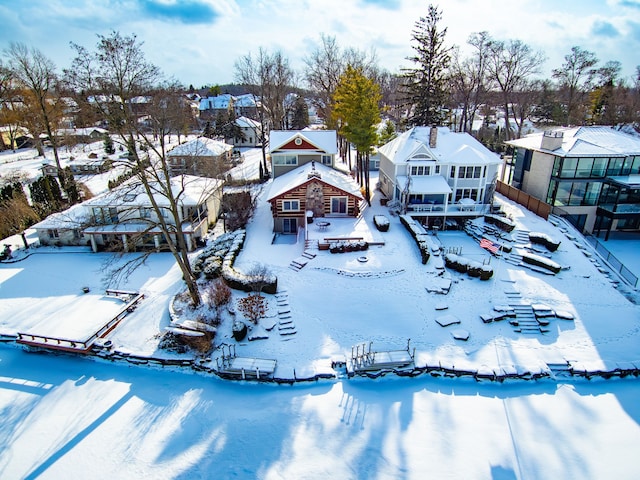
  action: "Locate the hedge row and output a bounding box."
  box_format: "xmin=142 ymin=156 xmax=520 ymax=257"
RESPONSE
xmin=399 ymin=215 xmax=430 ymax=264
xmin=221 ymin=231 xmax=278 ymax=294
xmin=193 ymin=230 xmax=278 ymax=294
xmin=444 ymin=253 xmax=494 ymax=280
xmin=329 ymin=241 xmax=369 ymax=253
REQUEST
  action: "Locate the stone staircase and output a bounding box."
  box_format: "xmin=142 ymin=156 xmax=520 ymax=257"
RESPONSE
xmin=512 ymin=229 xmax=530 ymax=245
xmin=275 ymin=292 xmax=296 ymax=337
xmin=288 ymin=241 xmax=317 ymax=271
xmin=510 ymin=302 xmax=547 ymax=334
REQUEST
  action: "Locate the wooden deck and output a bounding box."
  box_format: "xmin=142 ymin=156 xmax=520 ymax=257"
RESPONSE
xmin=350 ymin=341 xmax=415 ymax=372
xmin=17 ymin=291 xmax=144 ymax=354
xmin=217 ymin=357 xmax=277 ymax=379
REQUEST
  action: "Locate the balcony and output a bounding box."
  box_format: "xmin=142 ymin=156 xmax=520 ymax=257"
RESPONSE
xmin=406 ymin=202 xmax=489 ymax=216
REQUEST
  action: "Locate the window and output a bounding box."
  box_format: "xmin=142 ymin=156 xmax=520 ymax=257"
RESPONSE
xmin=331 ymin=196 xmax=347 ymax=214
xmin=457 ymin=166 xmax=482 ymax=179
xmin=455 ymin=188 xmax=479 ymax=202
xmin=435 ymin=165 xmax=440 ymax=174
xmin=140 ymin=207 xmax=152 ymax=219
xmin=282 ymin=199 xmax=299 ymax=211
xmin=273 ymin=155 xmax=297 ymax=166
xmin=322 ymin=155 xmax=332 ymax=165
xmin=93 ymin=207 xmax=119 ymax=224
xmin=47 ymin=229 xmax=59 ymax=239
xmin=283 ymin=218 xmax=297 ymax=233
xmin=410 ymin=165 xmax=431 ymax=176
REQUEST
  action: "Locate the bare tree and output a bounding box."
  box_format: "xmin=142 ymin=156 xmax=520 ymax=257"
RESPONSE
xmin=234 ymin=48 xmax=294 ymax=177
xmin=4 ymin=43 xmax=65 ymax=172
xmin=65 ymin=31 xmax=207 ymax=306
xmin=552 ymin=46 xmax=599 ymax=126
xmin=303 ymin=34 xmax=378 ymax=129
xmin=487 ymin=39 xmax=545 ymax=140
xmin=449 ymin=32 xmax=493 ymax=133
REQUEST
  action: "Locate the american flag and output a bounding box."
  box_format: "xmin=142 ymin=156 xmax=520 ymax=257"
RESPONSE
xmin=480 ymin=238 xmax=500 ymax=254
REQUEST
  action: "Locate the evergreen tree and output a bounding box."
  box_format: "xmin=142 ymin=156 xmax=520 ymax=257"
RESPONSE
xmin=377 ymin=120 xmax=396 ymax=146
xmin=403 ymin=4 xmax=452 ymax=126
xmin=60 ymin=167 xmax=80 ymax=204
xmin=291 ymin=96 xmax=310 ymax=129
xmin=333 ymin=65 xmax=381 ymax=204
xmin=103 ymin=134 xmax=115 ymax=154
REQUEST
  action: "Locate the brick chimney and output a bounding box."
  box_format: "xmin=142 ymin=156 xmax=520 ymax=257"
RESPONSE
xmin=541 ymin=130 xmax=564 ymax=151
xmin=429 ymin=126 xmax=438 ymax=148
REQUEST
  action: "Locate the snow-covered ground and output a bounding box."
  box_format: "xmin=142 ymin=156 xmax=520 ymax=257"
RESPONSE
xmin=1 ymin=149 xmax=640 ymax=478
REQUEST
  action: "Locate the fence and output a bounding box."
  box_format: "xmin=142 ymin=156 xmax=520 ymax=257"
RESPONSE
xmin=496 ymin=181 xmax=551 ymax=220
xmin=583 ymin=234 xmax=639 ymax=288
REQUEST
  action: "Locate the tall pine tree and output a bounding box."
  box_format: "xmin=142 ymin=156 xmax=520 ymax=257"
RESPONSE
xmin=403 ymin=4 xmax=451 ymax=126
xmin=333 ymin=65 xmax=381 ymax=205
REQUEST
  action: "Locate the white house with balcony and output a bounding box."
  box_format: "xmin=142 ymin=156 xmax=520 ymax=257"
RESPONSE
xmin=378 ymin=126 xmax=501 ymax=228
xmin=82 ymin=175 xmax=222 ymax=252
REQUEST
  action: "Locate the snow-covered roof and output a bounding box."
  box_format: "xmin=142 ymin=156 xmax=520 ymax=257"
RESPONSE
xmin=506 ymin=126 xmax=640 ymax=157
xmin=168 ymin=137 xmax=233 ymax=157
xmin=198 ymin=94 xmax=257 ymax=111
xmin=267 ymin=161 xmax=362 ymax=201
xmin=55 ymin=127 xmax=107 ymax=137
xmin=84 ymin=174 xmax=222 ymax=208
xmin=396 ymin=175 xmax=452 ymax=194
xmin=379 ymin=126 xmax=500 ymax=166
xmin=31 ymin=203 xmax=89 ymax=230
xmin=269 ymin=130 xmax=337 ymax=155
xmin=236 ymin=116 xmax=261 ymax=129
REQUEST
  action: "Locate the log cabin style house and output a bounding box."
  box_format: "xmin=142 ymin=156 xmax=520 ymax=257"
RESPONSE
xmin=267 ymin=161 xmax=363 ymax=234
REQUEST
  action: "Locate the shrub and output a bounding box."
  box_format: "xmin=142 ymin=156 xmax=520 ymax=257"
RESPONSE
xmin=484 ymin=214 xmax=516 ymax=232
xmin=374 ymin=215 xmax=390 ymax=232
xmin=521 ymin=252 xmax=561 ymax=274
xmin=445 ymin=253 xmax=493 ymax=280
xmin=529 ymin=232 xmax=561 ymax=252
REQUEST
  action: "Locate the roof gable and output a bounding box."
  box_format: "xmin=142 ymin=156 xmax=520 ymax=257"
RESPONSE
xmin=269 ymin=130 xmax=337 ymax=155
xmin=267 ymin=162 xmax=362 ymax=201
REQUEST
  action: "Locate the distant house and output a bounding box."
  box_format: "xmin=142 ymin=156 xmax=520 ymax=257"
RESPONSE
xmin=267 ymin=161 xmax=363 ymax=234
xmin=67 ymin=157 xmax=112 ymax=175
xmin=82 ymin=175 xmax=223 ymax=252
xmin=167 ymin=137 xmax=234 ymax=177
xmin=231 ymin=116 xmax=262 ymax=148
xmin=198 ymin=94 xmax=258 ymax=121
xmin=268 ymin=130 xmax=337 ymax=179
xmin=378 ymin=126 xmax=501 ymax=228
xmin=505 ymin=126 xmax=640 ymax=237
xmin=54 ymin=127 xmax=108 ymax=144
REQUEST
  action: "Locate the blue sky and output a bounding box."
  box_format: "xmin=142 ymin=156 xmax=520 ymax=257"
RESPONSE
xmin=0 ymin=0 xmax=638 ymax=88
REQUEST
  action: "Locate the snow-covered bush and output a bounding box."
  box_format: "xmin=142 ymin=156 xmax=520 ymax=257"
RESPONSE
xmin=484 ymin=214 xmax=516 ymax=232
xmin=374 ymin=215 xmax=390 ymax=232
xmin=400 ymin=215 xmax=430 ymax=264
xmin=529 ymin=232 xmax=561 ymax=252
xmin=445 ymin=253 xmax=493 ymax=280
xmin=521 ymin=252 xmax=561 ymax=274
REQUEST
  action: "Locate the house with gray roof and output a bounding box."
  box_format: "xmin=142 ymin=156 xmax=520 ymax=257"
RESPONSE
xmin=506 ymin=126 xmax=640 ymax=237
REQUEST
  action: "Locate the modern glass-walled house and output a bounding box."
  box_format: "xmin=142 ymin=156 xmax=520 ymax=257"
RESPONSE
xmin=506 ymin=126 xmax=640 ymax=237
